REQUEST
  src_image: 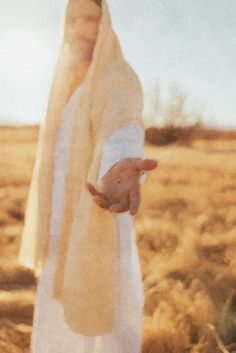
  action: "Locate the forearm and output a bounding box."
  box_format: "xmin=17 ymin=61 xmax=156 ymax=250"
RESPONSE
xmin=97 ymin=124 xmax=147 ymax=187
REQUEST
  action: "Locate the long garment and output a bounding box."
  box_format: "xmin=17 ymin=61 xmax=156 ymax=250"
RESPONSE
xmin=31 ymin=83 xmax=146 ymax=353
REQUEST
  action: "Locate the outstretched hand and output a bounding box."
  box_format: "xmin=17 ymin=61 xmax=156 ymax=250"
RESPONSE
xmin=86 ymin=157 xmax=158 ymax=215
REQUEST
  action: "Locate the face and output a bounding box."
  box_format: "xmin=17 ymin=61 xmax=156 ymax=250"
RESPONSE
xmin=64 ymin=0 xmax=102 ymax=63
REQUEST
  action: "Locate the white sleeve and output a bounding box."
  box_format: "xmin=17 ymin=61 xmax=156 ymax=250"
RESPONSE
xmin=97 ymin=124 xmax=147 ymax=187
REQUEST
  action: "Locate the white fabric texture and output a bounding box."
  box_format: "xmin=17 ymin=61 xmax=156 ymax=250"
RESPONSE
xmin=98 ymin=125 xmax=147 ymax=187
xmin=31 ymin=84 xmax=146 ymax=353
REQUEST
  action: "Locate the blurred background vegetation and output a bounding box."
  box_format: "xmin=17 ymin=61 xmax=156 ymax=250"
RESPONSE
xmin=144 ymin=84 xmax=236 ymax=146
xmin=0 ymin=85 xmax=235 ymax=352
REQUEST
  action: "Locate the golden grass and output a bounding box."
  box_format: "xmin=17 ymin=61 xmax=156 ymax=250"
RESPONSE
xmin=0 ymin=125 xmax=235 ymax=352
xmin=137 ymin=141 xmax=236 ymax=353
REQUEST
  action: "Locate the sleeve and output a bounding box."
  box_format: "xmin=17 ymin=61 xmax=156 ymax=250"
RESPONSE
xmin=97 ymin=124 xmax=147 ymax=188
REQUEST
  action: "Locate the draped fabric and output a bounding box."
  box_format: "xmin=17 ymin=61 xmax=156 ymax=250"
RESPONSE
xmin=18 ymin=0 xmax=144 ymax=336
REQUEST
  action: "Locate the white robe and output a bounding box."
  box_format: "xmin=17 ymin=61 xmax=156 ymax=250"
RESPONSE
xmin=31 ymin=84 xmax=146 ymax=353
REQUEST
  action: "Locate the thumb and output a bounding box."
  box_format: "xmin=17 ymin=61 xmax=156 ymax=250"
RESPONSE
xmin=135 ymin=158 xmax=158 ymax=171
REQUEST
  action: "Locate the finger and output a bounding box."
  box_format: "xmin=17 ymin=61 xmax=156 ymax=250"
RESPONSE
xmin=135 ymin=159 xmax=158 ymax=171
xmin=129 ymin=186 xmax=141 ymax=215
xmin=86 ymin=182 xmax=108 ymax=199
xmin=109 ymin=199 xmax=129 ymax=213
xmin=86 ymin=182 xmax=100 ymax=196
xmin=93 ymin=195 xmax=110 ymax=209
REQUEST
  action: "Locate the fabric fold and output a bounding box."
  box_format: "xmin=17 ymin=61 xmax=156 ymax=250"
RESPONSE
xmin=18 ymin=0 xmax=144 ymax=336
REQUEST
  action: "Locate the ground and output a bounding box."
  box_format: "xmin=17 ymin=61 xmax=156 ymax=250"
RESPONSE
xmin=0 ymin=125 xmax=235 ymax=353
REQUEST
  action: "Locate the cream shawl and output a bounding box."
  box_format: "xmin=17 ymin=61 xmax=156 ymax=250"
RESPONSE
xmin=18 ymin=0 xmax=144 ymax=336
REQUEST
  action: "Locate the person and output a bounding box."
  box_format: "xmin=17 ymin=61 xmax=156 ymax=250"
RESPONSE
xmin=18 ymin=1 xmax=158 ymax=352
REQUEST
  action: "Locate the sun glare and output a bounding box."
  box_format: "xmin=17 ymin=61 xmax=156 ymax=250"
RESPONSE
xmin=0 ymin=29 xmax=56 ymax=123
xmin=0 ymin=30 xmax=54 ymax=77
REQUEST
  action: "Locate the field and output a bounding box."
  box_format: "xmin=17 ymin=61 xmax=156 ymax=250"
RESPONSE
xmin=0 ymin=125 xmax=235 ymax=353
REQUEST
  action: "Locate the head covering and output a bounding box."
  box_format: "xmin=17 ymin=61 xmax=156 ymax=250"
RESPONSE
xmin=18 ymin=0 xmax=144 ymax=335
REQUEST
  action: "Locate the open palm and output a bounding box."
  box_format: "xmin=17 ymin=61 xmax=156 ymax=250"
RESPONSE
xmin=86 ymin=157 xmax=158 ymax=215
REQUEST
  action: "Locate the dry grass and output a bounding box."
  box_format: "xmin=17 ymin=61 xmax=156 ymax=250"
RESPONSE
xmin=0 ymin=125 xmax=235 ymax=352
xmin=137 ymin=140 xmax=236 ymax=353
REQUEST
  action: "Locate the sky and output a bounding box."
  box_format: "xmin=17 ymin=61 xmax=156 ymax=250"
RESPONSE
xmin=0 ymin=0 xmax=235 ymax=128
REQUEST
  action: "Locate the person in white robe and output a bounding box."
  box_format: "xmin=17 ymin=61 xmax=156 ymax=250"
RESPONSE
xmin=22 ymin=1 xmax=158 ymax=352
